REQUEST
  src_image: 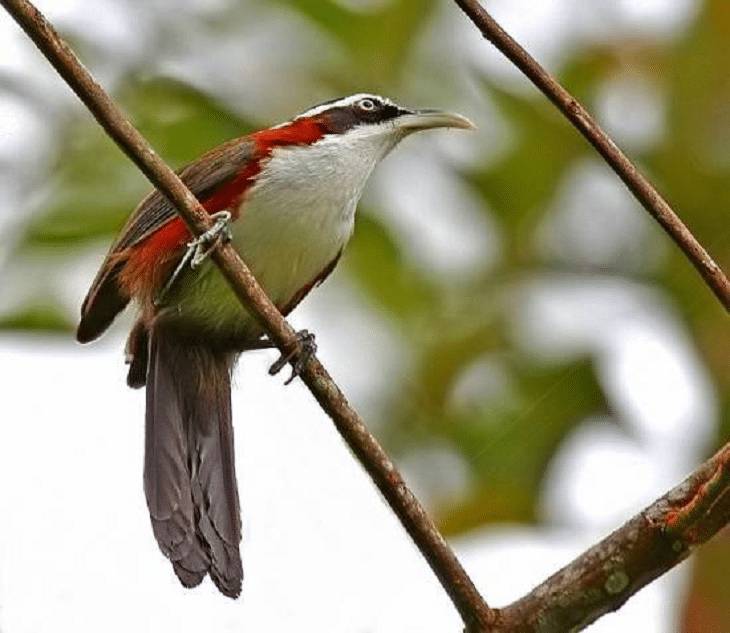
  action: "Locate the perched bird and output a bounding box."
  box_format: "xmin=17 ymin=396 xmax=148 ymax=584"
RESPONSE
xmin=77 ymin=93 xmax=474 ymax=598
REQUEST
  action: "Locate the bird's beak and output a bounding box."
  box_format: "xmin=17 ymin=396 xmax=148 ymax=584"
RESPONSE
xmin=394 ymin=109 xmax=476 ymax=133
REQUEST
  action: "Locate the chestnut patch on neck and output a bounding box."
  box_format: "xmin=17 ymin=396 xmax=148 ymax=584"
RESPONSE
xmin=254 ymin=117 xmax=326 ymax=149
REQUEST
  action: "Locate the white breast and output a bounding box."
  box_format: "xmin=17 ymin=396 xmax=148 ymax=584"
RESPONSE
xmin=234 ymin=128 xmax=403 ymax=302
xmin=174 ymin=128 xmax=399 ymax=336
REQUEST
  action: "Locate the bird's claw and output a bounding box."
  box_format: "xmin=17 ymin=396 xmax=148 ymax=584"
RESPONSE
xmin=190 ymin=211 xmax=233 ymax=268
xmin=154 ymin=211 xmax=233 ymax=306
xmin=269 ymin=330 xmax=317 ymax=385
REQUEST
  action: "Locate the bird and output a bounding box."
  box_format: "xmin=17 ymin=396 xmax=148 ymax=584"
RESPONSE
xmin=76 ymin=93 xmax=474 ymax=598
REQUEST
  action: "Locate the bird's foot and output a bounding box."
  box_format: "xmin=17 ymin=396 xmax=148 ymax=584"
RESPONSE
xmin=269 ymin=330 xmax=317 ymax=385
xmin=154 ymin=211 xmax=232 ymax=306
xmin=190 ymin=210 xmax=233 ymax=268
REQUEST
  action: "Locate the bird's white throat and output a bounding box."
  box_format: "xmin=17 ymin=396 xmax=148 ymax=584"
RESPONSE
xmin=177 ymin=124 xmax=403 ymax=335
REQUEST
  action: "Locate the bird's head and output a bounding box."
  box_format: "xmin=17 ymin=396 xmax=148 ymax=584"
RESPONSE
xmin=294 ymin=93 xmax=475 ymax=137
xmin=252 ymin=93 xmax=474 ymax=191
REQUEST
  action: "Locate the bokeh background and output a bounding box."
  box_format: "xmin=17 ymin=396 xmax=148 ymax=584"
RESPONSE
xmin=1 ymin=0 xmax=729 ymax=630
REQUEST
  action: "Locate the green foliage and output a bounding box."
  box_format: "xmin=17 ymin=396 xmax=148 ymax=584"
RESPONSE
xmin=471 ymin=80 xmax=583 ymax=267
xmin=21 ymin=78 xmax=254 ymax=249
xmin=283 ymin=0 xmax=437 ymax=86
xmin=0 ymin=300 xmax=74 ymax=334
xmin=346 ymin=212 xmax=438 ymax=318
xmin=22 ymin=128 xmax=138 ymax=246
xmin=119 ymin=78 xmax=255 ymax=162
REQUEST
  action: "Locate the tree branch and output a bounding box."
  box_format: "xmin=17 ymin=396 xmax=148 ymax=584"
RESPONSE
xmin=449 ymin=1 xmax=730 ymax=628
xmin=496 ymin=439 xmax=730 ymax=631
xmin=453 ymin=0 xmax=730 ymax=312
xmin=0 ymin=0 xmax=495 ymax=629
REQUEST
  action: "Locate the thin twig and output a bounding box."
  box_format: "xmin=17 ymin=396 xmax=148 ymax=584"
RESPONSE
xmin=496 ymin=440 xmax=730 ymax=631
xmin=0 ymin=0 xmax=496 ymax=629
xmin=453 ymin=0 xmax=730 ymax=312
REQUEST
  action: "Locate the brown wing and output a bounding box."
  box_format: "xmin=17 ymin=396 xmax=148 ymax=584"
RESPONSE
xmin=77 ymin=137 xmax=257 ymax=343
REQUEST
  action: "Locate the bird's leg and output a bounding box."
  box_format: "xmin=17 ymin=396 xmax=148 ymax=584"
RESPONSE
xmin=190 ymin=210 xmax=233 ymax=268
xmin=252 ymin=330 xmax=317 ymax=385
xmin=154 ymin=211 xmax=232 ymax=306
xmin=155 ymin=247 xmax=195 ymax=306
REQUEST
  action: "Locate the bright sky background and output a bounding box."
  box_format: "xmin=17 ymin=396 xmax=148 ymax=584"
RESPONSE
xmin=0 ymin=0 xmax=716 ymax=631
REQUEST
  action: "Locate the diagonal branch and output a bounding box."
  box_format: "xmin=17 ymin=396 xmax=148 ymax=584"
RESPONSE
xmin=0 ymin=0 xmax=496 ymax=629
xmin=449 ymin=2 xmax=730 ymax=628
xmin=497 ymin=439 xmax=730 ymax=631
xmin=453 ymin=0 xmax=730 ymax=312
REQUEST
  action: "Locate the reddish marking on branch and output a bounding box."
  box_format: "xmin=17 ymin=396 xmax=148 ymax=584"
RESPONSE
xmin=665 ymin=449 xmax=730 ymax=544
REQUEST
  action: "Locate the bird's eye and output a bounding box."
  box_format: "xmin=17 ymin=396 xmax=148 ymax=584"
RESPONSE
xmin=358 ymin=98 xmax=378 ymax=111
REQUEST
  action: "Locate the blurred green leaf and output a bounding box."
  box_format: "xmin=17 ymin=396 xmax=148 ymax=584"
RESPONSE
xmin=118 ymin=77 xmax=255 ymax=162
xmin=284 ymin=0 xmax=437 ymax=86
xmin=344 ymin=210 xmax=437 ymax=321
xmin=19 ymin=77 xmax=255 ymax=249
xmin=470 ymin=78 xmax=585 ymax=268
xmin=0 ymin=301 xmax=73 ymax=333
xmin=417 ymin=357 xmax=607 ymax=532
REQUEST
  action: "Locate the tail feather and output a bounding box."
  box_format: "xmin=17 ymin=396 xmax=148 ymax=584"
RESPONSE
xmin=144 ymin=325 xmax=243 ymax=598
xmin=189 ymin=389 xmax=243 ymax=596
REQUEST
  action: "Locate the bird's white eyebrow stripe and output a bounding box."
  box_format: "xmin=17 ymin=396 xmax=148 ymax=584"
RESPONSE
xmin=295 ymin=94 xmax=397 ymax=119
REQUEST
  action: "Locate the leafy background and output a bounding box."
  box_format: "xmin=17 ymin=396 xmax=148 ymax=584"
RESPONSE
xmin=1 ymin=0 xmax=729 ymax=629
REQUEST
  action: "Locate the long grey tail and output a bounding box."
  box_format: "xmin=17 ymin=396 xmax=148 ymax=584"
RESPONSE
xmin=143 ymin=324 xmax=243 ymax=598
